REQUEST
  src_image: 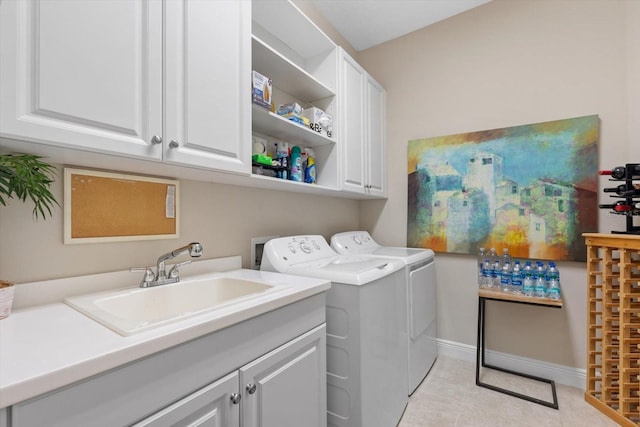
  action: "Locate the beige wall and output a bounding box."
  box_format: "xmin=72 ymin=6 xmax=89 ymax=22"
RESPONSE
xmin=0 ymin=173 xmax=359 ymax=282
xmin=2 ymin=0 xmax=638 ymax=372
xmin=357 ymin=0 xmax=638 ymax=369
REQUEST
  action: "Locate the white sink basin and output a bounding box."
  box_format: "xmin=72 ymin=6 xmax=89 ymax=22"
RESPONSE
xmin=65 ymin=275 xmax=285 ymax=336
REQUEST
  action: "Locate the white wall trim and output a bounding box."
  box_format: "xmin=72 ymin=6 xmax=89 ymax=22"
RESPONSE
xmin=437 ymin=338 xmax=587 ymax=390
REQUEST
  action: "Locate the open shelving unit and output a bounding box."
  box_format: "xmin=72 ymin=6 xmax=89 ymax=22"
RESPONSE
xmin=250 ymin=0 xmax=339 ymax=191
xmin=584 ymin=233 xmax=640 ymax=426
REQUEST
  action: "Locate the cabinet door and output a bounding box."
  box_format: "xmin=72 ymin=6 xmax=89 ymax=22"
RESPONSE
xmin=365 ymin=74 xmax=387 ymax=197
xmin=240 ymin=324 xmax=326 ymax=427
xmin=164 ymin=0 xmax=251 ymax=174
xmin=0 ymin=0 xmax=163 ymax=160
xmin=132 ymin=371 xmax=240 ymax=427
xmin=338 ymin=49 xmax=367 ymax=193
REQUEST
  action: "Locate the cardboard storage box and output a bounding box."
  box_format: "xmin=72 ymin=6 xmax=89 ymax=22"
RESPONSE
xmin=252 ymin=71 xmax=272 ymax=109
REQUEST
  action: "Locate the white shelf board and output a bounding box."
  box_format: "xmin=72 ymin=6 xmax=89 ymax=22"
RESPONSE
xmin=252 ymin=105 xmax=335 ymax=148
xmin=252 ymin=0 xmax=335 ymax=60
xmin=252 ymin=36 xmax=334 ymax=102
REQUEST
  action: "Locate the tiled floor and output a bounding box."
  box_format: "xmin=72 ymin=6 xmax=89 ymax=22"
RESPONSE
xmin=398 ymin=356 xmax=618 ymax=427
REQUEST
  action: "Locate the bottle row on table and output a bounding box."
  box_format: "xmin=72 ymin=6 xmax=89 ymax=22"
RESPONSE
xmin=477 ymin=247 xmax=561 ymax=300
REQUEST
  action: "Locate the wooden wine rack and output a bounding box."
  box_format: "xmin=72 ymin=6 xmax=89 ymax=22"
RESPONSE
xmin=584 ymin=233 xmax=640 ymax=426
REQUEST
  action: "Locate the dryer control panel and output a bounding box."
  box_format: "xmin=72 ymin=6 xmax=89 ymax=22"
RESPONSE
xmin=261 ymin=235 xmax=338 ymax=272
xmin=331 ymin=231 xmax=378 ymax=253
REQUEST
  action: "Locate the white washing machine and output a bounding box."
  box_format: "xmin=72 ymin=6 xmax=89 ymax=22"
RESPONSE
xmin=260 ymin=235 xmax=408 ymax=427
xmin=331 ymin=231 xmax=437 ymax=395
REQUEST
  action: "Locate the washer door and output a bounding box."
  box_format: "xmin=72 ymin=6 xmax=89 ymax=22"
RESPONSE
xmin=408 ymin=259 xmax=436 ymax=341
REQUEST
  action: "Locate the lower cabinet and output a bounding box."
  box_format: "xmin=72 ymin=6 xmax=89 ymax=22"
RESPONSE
xmin=240 ymin=325 xmax=326 ymax=426
xmin=133 ymin=371 xmax=240 ymax=427
xmin=9 ymin=294 xmax=326 ymax=427
xmin=134 ymin=325 xmax=326 ymax=427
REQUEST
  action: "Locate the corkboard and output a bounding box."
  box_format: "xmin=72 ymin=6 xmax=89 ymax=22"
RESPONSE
xmin=64 ymin=168 xmax=179 ymax=244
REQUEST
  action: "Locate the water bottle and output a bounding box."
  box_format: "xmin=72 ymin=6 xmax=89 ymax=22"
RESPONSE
xmin=511 ymin=260 xmax=523 ymax=294
xmin=546 ymin=262 xmax=561 ymax=299
xmin=500 ymin=261 xmax=512 ymax=293
xmin=491 ymin=259 xmax=501 ymax=288
xmin=500 ymin=248 xmax=513 ymax=267
xmin=523 ymin=260 xmax=534 ymax=297
xmin=477 ymin=247 xmax=486 ymax=287
xmin=548 ymin=278 xmax=561 ymax=300
xmin=535 ymin=261 xmax=547 ymax=298
xmin=547 ymin=261 xmax=560 ymax=282
xmin=481 ymin=259 xmax=492 ymax=288
xmin=487 ymin=247 xmax=499 ymax=288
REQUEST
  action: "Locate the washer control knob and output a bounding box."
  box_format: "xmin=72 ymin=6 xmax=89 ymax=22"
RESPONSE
xmin=300 ymin=242 xmax=312 ymax=254
xmin=353 ymin=236 xmax=362 ymax=245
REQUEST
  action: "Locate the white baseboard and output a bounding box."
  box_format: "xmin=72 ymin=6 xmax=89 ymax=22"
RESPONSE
xmin=437 ymin=338 xmax=587 ymax=390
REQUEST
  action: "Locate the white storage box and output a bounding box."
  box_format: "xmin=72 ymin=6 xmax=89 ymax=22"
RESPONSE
xmin=302 ymin=107 xmax=333 ymax=138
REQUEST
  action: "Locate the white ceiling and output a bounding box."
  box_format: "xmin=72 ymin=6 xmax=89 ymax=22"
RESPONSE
xmin=310 ymin=0 xmax=493 ymax=51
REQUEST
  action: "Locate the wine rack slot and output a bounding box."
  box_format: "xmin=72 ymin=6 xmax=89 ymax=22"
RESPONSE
xmin=584 ymin=233 xmax=640 ymax=426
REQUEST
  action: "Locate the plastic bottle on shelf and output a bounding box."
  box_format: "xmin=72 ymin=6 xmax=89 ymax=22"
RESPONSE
xmin=548 ymin=278 xmax=561 ymax=300
xmin=546 ymin=261 xmax=561 ymax=300
xmin=523 ymin=260 xmax=534 ymax=297
xmin=275 ymin=142 xmax=289 ymax=180
xmin=547 ymin=261 xmax=560 ymax=283
xmin=481 ymin=259 xmax=492 ymax=288
xmin=289 ymin=146 xmax=303 ymax=182
xmin=304 ymin=148 xmax=317 ymax=184
xmin=500 ymin=261 xmax=512 ymax=293
xmin=488 ymin=248 xmax=499 ymax=288
xmin=500 ymin=248 xmax=513 ymax=267
xmin=477 ymin=247 xmax=486 ymax=287
xmin=511 ymin=260 xmax=523 ymax=294
xmin=534 ymin=261 xmax=547 ymax=298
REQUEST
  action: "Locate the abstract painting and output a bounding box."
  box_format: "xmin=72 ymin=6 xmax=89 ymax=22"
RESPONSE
xmin=407 ymin=115 xmax=599 ymax=262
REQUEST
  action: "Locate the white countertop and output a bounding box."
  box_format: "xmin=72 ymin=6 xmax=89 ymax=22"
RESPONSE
xmin=0 ymin=261 xmax=330 ymax=408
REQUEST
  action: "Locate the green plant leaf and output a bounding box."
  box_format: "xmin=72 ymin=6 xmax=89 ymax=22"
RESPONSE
xmin=0 ymin=154 xmax=59 ymax=219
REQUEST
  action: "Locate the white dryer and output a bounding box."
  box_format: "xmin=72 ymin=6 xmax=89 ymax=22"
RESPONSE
xmin=261 ymin=235 xmax=408 ymax=427
xmin=331 ymin=231 xmax=437 ymax=395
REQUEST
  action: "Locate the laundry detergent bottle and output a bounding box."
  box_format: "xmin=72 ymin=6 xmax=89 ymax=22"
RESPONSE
xmin=304 ymin=148 xmax=316 ymax=184
xmin=289 ymin=145 xmax=303 ymax=181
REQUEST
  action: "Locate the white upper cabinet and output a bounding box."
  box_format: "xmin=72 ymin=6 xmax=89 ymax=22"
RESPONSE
xmin=338 ymin=48 xmax=387 ymax=197
xmin=164 ymin=0 xmax=251 ymax=173
xmin=339 ymin=51 xmax=367 ymax=192
xmin=0 ymin=0 xmax=163 ymax=160
xmin=0 ymin=0 xmax=251 ymax=174
xmin=365 ymin=74 xmax=387 ymax=197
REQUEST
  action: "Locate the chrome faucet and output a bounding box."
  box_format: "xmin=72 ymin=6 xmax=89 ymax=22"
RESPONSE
xmin=131 ymin=242 xmax=203 ymax=288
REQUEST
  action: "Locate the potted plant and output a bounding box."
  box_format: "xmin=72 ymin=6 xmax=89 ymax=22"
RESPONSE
xmin=0 ymin=153 xmax=59 ymax=318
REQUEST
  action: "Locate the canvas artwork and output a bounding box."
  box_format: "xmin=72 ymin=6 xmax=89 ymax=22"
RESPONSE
xmin=407 ymin=115 xmax=599 ymax=262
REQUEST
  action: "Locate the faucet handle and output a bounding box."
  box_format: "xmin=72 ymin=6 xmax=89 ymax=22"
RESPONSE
xmin=168 ymin=260 xmax=191 ymax=279
xmin=130 ymin=267 xmax=155 ymax=283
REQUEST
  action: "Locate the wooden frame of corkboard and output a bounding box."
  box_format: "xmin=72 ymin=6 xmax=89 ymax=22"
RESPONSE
xmin=64 ymin=168 xmax=179 ymax=244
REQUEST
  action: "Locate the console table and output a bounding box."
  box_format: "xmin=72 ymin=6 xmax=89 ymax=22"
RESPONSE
xmin=476 ymin=288 xmax=563 ymax=409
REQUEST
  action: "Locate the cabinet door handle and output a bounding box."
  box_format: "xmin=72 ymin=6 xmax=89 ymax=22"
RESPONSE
xmin=169 ymin=140 xmax=180 ymax=149
xmin=245 ymin=383 xmax=257 ymax=394
xmin=230 ymin=393 xmax=241 ymax=404
xmin=150 ymin=135 xmax=163 ymax=145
